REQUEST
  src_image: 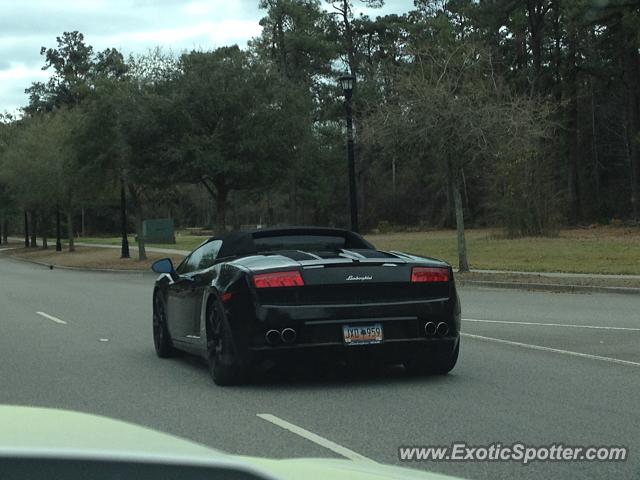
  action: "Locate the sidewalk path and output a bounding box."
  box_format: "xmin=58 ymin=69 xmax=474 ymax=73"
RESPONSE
xmin=5 ymin=237 xmax=190 ymax=256
xmin=73 ymin=241 xmax=190 ymax=256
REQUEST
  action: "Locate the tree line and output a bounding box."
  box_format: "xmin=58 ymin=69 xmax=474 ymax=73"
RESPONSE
xmin=0 ymin=0 xmax=638 ymax=268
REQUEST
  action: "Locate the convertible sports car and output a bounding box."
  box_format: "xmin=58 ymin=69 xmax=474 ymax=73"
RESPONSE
xmin=151 ymin=227 xmax=461 ymax=385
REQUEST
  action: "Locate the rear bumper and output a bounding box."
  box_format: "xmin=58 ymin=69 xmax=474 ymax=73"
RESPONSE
xmin=247 ymin=296 xmax=460 ymax=350
xmin=249 ymin=335 xmax=459 ymax=364
xmin=255 ymin=298 xmax=452 ymax=324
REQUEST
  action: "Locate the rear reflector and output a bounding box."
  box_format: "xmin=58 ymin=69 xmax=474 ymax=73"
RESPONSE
xmin=411 ymin=267 xmax=450 ymax=283
xmin=253 ymin=271 xmax=304 ymax=288
xmin=221 ymin=292 xmax=233 ymax=302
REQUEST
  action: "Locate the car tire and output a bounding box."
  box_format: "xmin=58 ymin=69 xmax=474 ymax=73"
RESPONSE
xmin=404 ymin=339 xmax=459 ymax=376
xmin=153 ymin=292 xmax=178 ymax=358
xmin=430 ymin=339 xmax=459 ymax=375
xmin=206 ymin=296 xmax=248 ymax=386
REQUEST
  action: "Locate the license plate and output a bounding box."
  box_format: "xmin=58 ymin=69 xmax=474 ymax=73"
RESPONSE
xmin=342 ymin=323 xmax=383 ymax=346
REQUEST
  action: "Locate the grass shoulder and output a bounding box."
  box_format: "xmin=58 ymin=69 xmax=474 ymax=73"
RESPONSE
xmin=67 ymin=225 xmax=640 ymax=275
xmin=367 ymin=226 xmax=640 ymax=275
xmin=4 ymin=245 xmax=185 ymax=271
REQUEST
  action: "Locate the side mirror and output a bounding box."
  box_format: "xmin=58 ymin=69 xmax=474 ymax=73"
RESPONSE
xmin=151 ymin=258 xmax=175 ymax=276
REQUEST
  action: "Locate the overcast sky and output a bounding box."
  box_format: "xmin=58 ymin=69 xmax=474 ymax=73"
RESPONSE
xmin=0 ymin=0 xmax=409 ymax=114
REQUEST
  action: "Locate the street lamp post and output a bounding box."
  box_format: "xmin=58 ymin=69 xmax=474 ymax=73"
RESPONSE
xmin=338 ymin=74 xmax=359 ymax=233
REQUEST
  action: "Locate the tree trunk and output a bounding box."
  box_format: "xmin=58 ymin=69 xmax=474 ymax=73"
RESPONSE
xmin=565 ymin=22 xmax=581 ymax=225
xmin=1 ymin=218 xmax=7 ymax=244
xmin=24 ymin=211 xmax=29 ymax=247
xmin=129 ymin=186 xmax=147 ymax=261
xmin=266 ymin=193 xmax=273 ymax=226
xmin=200 ymin=179 xmax=228 ymax=233
xmin=341 ymin=0 xmax=357 ymax=77
xmin=40 ymin=211 xmax=48 ymax=249
xmin=551 ymin=0 xmax=562 ymax=103
xmin=444 ymin=159 xmax=455 ymax=228
xmin=276 ymin=16 xmax=288 ymax=76
xmin=526 ymin=0 xmax=547 ymax=95
xmin=55 ymin=206 xmax=62 ymax=251
xmin=623 ymin=43 xmax=640 ymax=218
xmin=291 ymin=168 xmax=299 ymax=224
xmin=590 ymin=78 xmax=601 ymax=214
xmin=215 ymin=188 xmax=228 ymax=233
xmin=392 ymin=155 xmax=397 ymax=193
xmin=120 ymin=176 xmax=130 ymax=259
xmin=567 ymin=101 xmax=579 ymax=224
xmin=30 ymin=210 xmax=37 ymax=248
xmin=135 ymin=214 xmax=147 ymax=261
xmin=453 ymin=176 xmax=469 ymax=273
xmin=67 ymin=211 xmax=75 ymax=252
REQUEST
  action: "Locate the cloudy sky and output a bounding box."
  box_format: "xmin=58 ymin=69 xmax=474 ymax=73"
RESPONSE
xmin=0 ymin=0 xmax=409 ymax=114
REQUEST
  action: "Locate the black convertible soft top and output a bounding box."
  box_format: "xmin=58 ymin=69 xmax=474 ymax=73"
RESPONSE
xmin=213 ymin=227 xmax=375 ymax=258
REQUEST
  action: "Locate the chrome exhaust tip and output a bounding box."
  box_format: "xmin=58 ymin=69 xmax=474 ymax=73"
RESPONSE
xmin=265 ymin=329 xmax=281 ymax=345
xmin=436 ymin=322 xmax=449 ymax=337
xmin=281 ymin=327 xmax=297 ymax=344
xmin=424 ymin=322 xmax=437 ymax=336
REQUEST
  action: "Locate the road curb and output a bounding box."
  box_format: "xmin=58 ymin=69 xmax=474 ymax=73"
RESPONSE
xmin=0 ymin=252 xmax=154 ymax=275
xmin=458 ymin=279 xmax=640 ymax=296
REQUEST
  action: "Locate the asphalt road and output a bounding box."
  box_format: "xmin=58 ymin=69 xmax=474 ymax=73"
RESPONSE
xmin=1 ymin=255 xmax=638 ymax=480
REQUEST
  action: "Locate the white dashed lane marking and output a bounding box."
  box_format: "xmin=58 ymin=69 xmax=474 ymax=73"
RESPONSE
xmin=36 ymin=311 xmax=67 ymax=325
xmin=257 ymin=413 xmax=374 ymax=463
xmin=463 ymin=317 xmax=640 ymax=331
xmin=462 ymin=333 xmax=640 ymax=367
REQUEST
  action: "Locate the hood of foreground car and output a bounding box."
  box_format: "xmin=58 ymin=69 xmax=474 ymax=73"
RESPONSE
xmin=0 ymin=406 xmax=464 ymax=480
xmin=242 ymin=456 xmax=461 ymax=480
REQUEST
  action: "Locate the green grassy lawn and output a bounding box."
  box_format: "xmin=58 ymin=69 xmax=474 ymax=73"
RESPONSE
xmin=367 ymin=227 xmax=640 ymax=275
xmin=77 ymin=226 xmax=640 ymax=275
xmin=6 ymin=246 xmax=185 ymax=271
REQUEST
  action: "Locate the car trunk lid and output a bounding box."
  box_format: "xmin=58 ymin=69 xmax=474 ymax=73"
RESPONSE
xmin=240 ymin=249 xmax=451 ymax=306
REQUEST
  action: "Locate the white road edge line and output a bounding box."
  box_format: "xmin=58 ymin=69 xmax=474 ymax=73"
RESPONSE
xmin=36 ymin=311 xmax=67 ymax=325
xmin=256 ymin=413 xmax=375 ymax=463
xmin=462 ymin=317 xmax=640 ymax=331
xmin=461 ymin=333 xmax=640 ymax=367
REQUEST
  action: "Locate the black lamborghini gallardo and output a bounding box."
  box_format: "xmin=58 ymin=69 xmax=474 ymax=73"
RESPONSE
xmin=151 ymin=227 xmax=461 ymax=385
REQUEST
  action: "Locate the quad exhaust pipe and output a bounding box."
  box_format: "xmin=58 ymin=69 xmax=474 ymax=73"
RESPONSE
xmin=436 ymin=322 xmax=449 ymax=337
xmin=424 ymin=322 xmax=437 ymax=336
xmin=424 ymin=321 xmax=450 ymax=337
xmin=265 ymin=328 xmax=297 ymax=345
xmin=265 ymin=329 xmax=281 ymax=345
xmin=281 ymin=328 xmax=297 ymax=344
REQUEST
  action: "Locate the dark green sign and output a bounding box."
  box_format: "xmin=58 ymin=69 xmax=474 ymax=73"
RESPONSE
xmin=142 ymin=219 xmax=176 ymax=244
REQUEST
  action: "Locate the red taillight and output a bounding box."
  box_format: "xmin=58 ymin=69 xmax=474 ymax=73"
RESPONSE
xmin=221 ymin=292 xmax=233 ymax=302
xmin=411 ymin=267 xmax=450 ymax=283
xmin=253 ymin=271 xmax=304 ymax=288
